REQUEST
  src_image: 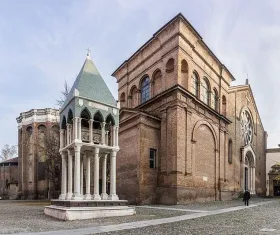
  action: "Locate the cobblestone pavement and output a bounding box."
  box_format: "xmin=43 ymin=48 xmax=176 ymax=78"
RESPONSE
xmin=0 ymin=198 xmax=278 ymax=235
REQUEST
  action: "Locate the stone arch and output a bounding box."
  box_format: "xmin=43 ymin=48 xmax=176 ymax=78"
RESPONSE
xmin=105 ymin=114 xmax=115 ymax=126
xmin=192 ymin=120 xmax=218 ymax=150
xmin=93 ymin=111 xmax=104 ymax=130
xmin=181 ymin=59 xmax=188 ymax=89
xmin=120 ymin=92 xmax=126 ymax=108
xmin=61 ymin=116 xmax=66 ymax=129
xmin=166 ymin=58 xmax=175 ymax=72
xmin=67 ymin=109 xmax=73 ymax=124
xmin=152 ymin=69 xmax=162 ymax=97
xmin=129 ymin=85 xmax=138 ymax=108
xmin=81 ymin=108 xmax=91 ymax=128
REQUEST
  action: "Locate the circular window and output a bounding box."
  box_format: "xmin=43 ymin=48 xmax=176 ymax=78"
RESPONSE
xmin=240 ymin=110 xmax=253 ymax=145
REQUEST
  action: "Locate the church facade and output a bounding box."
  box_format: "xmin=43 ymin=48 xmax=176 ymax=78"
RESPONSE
xmin=113 ymin=13 xmax=267 ymax=204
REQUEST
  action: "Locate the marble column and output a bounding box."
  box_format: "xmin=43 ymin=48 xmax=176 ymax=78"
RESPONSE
xmin=78 ymin=118 xmax=82 ymax=141
xmin=105 ymin=131 xmax=109 ymax=146
xmin=84 ymin=151 xmax=91 ymax=200
xmin=89 ymin=119 xmax=93 ymax=143
xmin=66 ymin=124 xmax=70 ymax=145
xmin=59 ymin=151 xmax=67 ymax=200
xmin=115 ymin=126 xmax=119 ymax=146
xmin=108 ymin=151 xmax=119 ymax=200
xmin=66 ymin=149 xmax=73 ymax=200
xmin=74 ymin=117 xmax=78 ymax=140
xmin=92 ymin=147 xmax=101 ymax=200
xmin=59 ymin=129 xmax=65 ymax=149
xmin=80 ymin=154 xmax=84 ymax=196
xmin=101 ymin=122 xmax=106 ymax=145
xmin=72 ymin=145 xmax=83 ymax=200
xmin=101 ymin=154 xmax=108 ymax=199
xmin=252 ymin=166 xmax=256 ymax=194
xmin=112 ymin=126 xmax=116 ymax=146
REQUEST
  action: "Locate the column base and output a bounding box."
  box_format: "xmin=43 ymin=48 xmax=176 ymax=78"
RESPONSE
xmin=101 ymin=193 xmax=108 ymax=200
xmin=66 ymin=193 xmax=73 ymax=200
xmin=83 ymin=194 xmax=92 ymax=200
xmin=59 ymin=194 xmax=66 ymax=200
xmin=92 ymin=194 xmax=101 ymax=200
xmin=108 ymin=194 xmax=119 ymax=200
xmin=71 ymin=194 xmax=83 ymax=200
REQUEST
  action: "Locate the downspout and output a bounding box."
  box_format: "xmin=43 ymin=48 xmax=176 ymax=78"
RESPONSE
xmin=218 ymin=65 xmax=223 ymax=201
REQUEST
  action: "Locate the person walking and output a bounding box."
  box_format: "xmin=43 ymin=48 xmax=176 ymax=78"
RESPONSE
xmin=243 ymin=190 xmax=251 ymax=206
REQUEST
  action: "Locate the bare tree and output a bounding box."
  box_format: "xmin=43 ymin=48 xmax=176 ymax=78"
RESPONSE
xmin=0 ymin=144 xmax=17 ymax=161
xmin=36 ymin=127 xmax=61 ymax=199
xmin=56 ymin=80 xmax=70 ymax=108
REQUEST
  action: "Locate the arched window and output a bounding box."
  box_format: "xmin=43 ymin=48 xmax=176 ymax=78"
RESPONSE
xmin=222 ymin=95 xmax=227 ymax=116
xmin=93 ymin=111 xmax=104 ymax=130
xmin=228 ymin=139 xmax=233 ymax=164
xmin=141 ymin=76 xmax=150 ymax=104
xmin=166 ymin=58 xmax=175 ymax=72
xmin=81 ymin=108 xmax=91 ymax=129
xmin=130 ymin=86 xmax=138 ymax=108
xmin=191 ymin=72 xmax=199 ymax=97
xmin=212 ymin=88 xmax=219 ymax=111
xmin=181 ymin=59 xmax=188 ymax=89
xmin=201 ymin=78 xmax=210 ymax=105
xmin=120 ymin=93 xmax=126 ymax=108
xmin=152 ymin=69 xmax=162 ymax=96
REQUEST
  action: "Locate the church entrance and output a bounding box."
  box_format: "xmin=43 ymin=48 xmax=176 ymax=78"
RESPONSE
xmin=243 ymin=151 xmax=255 ymax=194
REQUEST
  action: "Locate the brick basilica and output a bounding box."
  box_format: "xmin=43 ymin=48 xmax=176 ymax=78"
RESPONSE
xmin=113 ymin=13 xmax=267 ymax=204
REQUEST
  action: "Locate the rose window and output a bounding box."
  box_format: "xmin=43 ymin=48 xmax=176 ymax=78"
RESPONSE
xmin=240 ymin=110 xmax=253 ymax=145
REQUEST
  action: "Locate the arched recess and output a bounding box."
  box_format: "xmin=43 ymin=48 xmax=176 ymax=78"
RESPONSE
xmin=222 ymin=95 xmax=227 ymax=116
xmin=201 ymin=77 xmax=211 ymax=105
xmin=81 ymin=108 xmax=91 ymax=128
xmin=152 ymin=69 xmax=162 ymax=97
xmin=181 ymin=59 xmax=188 ymax=89
xmin=192 ymin=120 xmax=218 ymax=150
xmin=140 ymin=76 xmax=150 ymax=104
xmin=105 ymin=114 xmax=115 ymax=146
xmin=26 ymin=126 xmax=33 ymax=154
xmin=228 ymin=139 xmax=233 ymax=164
xmin=192 ymin=120 xmax=217 ymax=188
xmin=120 ymin=92 xmax=126 ymax=108
xmin=93 ymin=111 xmax=104 ymax=130
xmin=191 ymin=71 xmax=200 ymax=97
xmin=212 ymin=88 xmax=219 ymax=111
xmin=166 ymin=58 xmax=175 ymax=73
xmin=243 ymin=146 xmax=256 ymax=193
xmin=67 ymin=109 xmax=73 ymax=124
xmin=61 ymin=116 xmax=67 ymax=129
xmin=129 ymin=86 xmax=138 ymax=108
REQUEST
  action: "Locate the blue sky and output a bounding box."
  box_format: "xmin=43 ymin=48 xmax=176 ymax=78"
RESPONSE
xmin=0 ymin=0 xmax=279 ymax=150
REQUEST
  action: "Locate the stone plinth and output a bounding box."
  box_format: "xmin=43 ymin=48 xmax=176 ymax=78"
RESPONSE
xmin=44 ymin=200 xmax=136 ymax=221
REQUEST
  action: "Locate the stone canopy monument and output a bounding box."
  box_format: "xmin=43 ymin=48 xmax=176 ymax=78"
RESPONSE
xmin=44 ymin=51 xmax=135 ymax=220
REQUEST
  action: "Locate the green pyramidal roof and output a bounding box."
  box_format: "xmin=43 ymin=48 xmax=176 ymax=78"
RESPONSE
xmin=62 ymin=55 xmax=116 ymax=109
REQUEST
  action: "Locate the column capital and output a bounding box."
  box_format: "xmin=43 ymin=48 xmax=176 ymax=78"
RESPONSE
xmin=101 ymin=122 xmax=106 ymax=128
xmin=94 ymin=147 xmax=100 ymax=155
xmin=67 ymin=148 xmax=74 ymax=156
xmin=88 ymin=119 xmax=94 ymax=124
xmin=111 ymin=150 xmax=117 ymax=157
xmin=74 ymin=145 xmax=81 ymax=152
xmin=61 ymin=151 xmax=67 ymax=159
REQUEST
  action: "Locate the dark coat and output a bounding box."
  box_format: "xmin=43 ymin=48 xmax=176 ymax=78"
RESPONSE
xmin=243 ymin=191 xmax=251 ymax=200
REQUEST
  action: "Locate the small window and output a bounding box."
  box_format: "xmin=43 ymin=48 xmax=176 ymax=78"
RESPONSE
xmin=149 ymin=149 xmax=157 ymax=169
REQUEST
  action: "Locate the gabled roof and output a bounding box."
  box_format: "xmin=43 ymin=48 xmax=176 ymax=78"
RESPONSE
xmin=62 ymin=54 xmax=116 ymax=109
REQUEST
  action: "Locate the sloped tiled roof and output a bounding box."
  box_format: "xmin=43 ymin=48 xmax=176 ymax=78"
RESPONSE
xmin=0 ymin=157 xmax=18 ymax=164
xmin=62 ymin=55 xmax=116 ymax=109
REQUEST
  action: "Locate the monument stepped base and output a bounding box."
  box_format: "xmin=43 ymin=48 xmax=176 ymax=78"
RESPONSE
xmin=44 ymin=200 xmax=136 ymax=221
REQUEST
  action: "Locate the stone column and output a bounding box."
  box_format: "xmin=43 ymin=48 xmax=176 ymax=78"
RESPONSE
xmin=59 ymin=151 xmax=67 ymax=200
xmin=66 ymin=149 xmax=73 ymax=200
xmin=74 ymin=117 xmax=78 ymax=140
xmin=66 ymin=124 xmax=70 ymax=145
xmin=115 ymin=126 xmax=119 ymax=146
xmin=69 ymin=124 xmax=72 ymax=144
xmin=72 ymin=145 xmax=83 ymax=200
xmin=101 ymin=154 xmax=108 ymax=199
xmin=78 ymin=118 xmax=82 ymax=141
xmin=92 ymin=147 xmax=101 ymax=200
xmin=252 ymin=166 xmax=256 ymax=194
xmin=105 ymin=131 xmax=109 ymax=146
xmin=108 ymin=151 xmax=119 ymax=200
xmin=89 ymin=119 xmax=93 ymax=143
xmin=101 ymin=122 xmax=106 ymax=145
xmin=80 ymin=154 xmax=84 ymax=196
xmin=59 ymin=129 xmax=65 ymax=149
xmin=84 ymin=151 xmax=91 ymax=200
xmin=112 ymin=126 xmax=116 ymax=146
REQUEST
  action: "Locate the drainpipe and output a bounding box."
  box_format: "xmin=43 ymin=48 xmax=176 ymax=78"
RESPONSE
xmin=218 ymin=65 xmax=223 ymax=201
